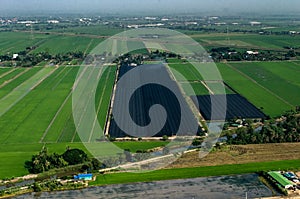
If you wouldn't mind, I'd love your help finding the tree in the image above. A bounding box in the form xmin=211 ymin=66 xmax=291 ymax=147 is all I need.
xmin=32 ymin=182 xmax=42 ymax=192
xmin=62 ymin=149 xmax=88 ymax=165
xmin=124 ymin=149 xmax=132 ymax=162
xmin=91 ymin=158 xmax=103 ymax=170
xmin=162 ymin=135 xmax=169 ymax=141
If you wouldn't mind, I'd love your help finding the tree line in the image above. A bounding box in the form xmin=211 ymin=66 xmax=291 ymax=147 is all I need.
xmin=24 ymin=147 xmax=103 ymax=174
xmin=210 ymin=47 xmax=299 ymax=62
xmin=225 ymin=110 xmax=300 ymax=145
xmin=0 ymin=50 xmax=84 ymax=67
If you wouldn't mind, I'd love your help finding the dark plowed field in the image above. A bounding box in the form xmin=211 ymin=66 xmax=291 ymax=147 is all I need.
xmin=109 ymin=64 xmax=200 ymax=137
xmin=191 ymin=94 xmax=266 ymax=120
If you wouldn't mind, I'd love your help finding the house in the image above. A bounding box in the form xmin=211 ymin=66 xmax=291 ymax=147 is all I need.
xmin=13 ymin=54 xmax=19 ymax=59
xmin=246 ymin=51 xmax=259 ymax=55
xmin=74 ymin=174 xmax=93 ymax=181
xmin=250 ymin=21 xmax=261 ymax=26
xmin=47 ymin=20 xmax=59 ymax=24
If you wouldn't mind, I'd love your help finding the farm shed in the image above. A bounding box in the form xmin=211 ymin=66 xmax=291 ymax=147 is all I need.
xmin=268 ymin=171 xmax=295 ymax=189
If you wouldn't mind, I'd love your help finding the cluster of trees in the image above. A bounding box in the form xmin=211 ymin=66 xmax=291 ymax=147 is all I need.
xmin=226 ymin=111 xmax=300 ymax=145
xmin=24 ymin=147 xmax=102 ymax=174
xmin=113 ymin=50 xmax=180 ymax=66
xmin=210 ymin=47 xmax=298 ymax=62
xmin=0 ymin=50 xmax=84 ymax=67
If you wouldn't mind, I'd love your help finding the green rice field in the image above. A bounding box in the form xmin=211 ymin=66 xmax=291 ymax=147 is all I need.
xmin=167 ymin=59 xmax=298 ymax=117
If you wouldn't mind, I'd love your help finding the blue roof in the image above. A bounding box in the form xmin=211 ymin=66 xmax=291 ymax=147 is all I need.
xmin=77 ymin=174 xmax=92 ymax=177
xmin=74 ymin=174 xmax=93 ymax=180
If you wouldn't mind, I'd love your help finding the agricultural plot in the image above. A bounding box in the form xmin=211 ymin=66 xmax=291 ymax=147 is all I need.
xmin=0 ymin=67 xmax=78 ymax=144
xmin=0 ymin=67 xmax=42 ymax=99
xmin=49 ymin=25 xmax=124 ymax=36
xmin=0 ymin=65 xmax=119 ymax=178
xmin=0 ymin=68 xmax=27 ymax=86
xmin=181 ymin=82 xmax=209 ymax=96
xmin=166 ymin=60 xmax=234 ymax=96
xmin=217 ymin=63 xmax=293 ymax=117
xmin=192 ymin=33 xmax=300 ymax=50
xmin=109 ymin=64 xmax=200 ymax=137
xmin=0 ymin=31 xmax=106 ymax=55
xmin=205 ymin=81 xmax=234 ymax=95
xmin=41 ymin=65 xmax=116 ymax=143
xmin=31 ymin=35 xmax=104 ymax=54
xmin=162 ymin=43 xmax=200 ymax=55
xmin=170 ymin=61 xmax=296 ymax=117
xmin=229 ymin=62 xmax=300 ymax=106
xmin=143 ymin=41 xmax=165 ymax=51
xmin=126 ymin=41 xmax=148 ymax=54
xmin=0 ymin=67 xmax=13 ymax=76
xmin=191 ymin=94 xmax=266 ymax=120
xmin=0 ymin=67 xmax=55 ymax=118
xmin=168 ymin=62 xmax=203 ymax=82
xmin=0 ymin=32 xmax=52 ymax=54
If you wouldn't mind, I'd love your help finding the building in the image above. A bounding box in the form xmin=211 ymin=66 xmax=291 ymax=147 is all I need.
xmin=250 ymin=21 xmax=261 ymax=26
xmin=74 ymin=174 xmax=93 ymax=181
xmin=268 ymin=171 xmax=295 ymax=189
xmin=246 ymin=51 xmax=259 ymax=55
xmin=47 ymin=20 xmax=59 ymax=24
xmin=13 ymin=54 xmax=19 ymax=59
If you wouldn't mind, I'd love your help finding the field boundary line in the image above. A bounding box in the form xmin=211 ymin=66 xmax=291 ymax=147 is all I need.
xmin=70 ymin=127 xmax=77 ymax=143
xmin=57 ymin=67 xmax=97 ymax=143
xmin=0 ymin=67 xmax=57 ymax=118
xmin=57 ymin=112 xmax=74 ymax=143
xmin=88 ymin=66 xmax=110 ymax=142
xmin=200 ymin=81 xmax=214 ymax=95
xmin=63 ymin=66 xmax=98 ymax=143
xmin=30 ymin=67 xmax=58 ymax=90
xmin=0 ymin=68 xmax=17 ymax=79
xmin=84 ymin=38 xmax=94 ymax=55
xmin=165 ymin=63 xmax=204 ymax=127
xmin=40 ymin=90 xmax=72 ymax=143
xmin=225 ymin=63 xmax=294 ymax=107
xmin=74 ymin=67 xmax=100 ymax=142
xmin=0 ymin=68 xmax=30 ymax=89
xmin=51 ymin=67 xmax=73 ymax=90
xmin=104 ymin=66 xmax=118 ymax=136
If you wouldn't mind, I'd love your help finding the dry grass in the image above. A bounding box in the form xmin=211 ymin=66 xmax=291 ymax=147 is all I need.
xmin=167 ymin=143 xmax=300 ymax=169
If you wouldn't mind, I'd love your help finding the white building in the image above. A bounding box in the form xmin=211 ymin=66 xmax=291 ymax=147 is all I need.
xmin=47 ymin=20 xmax=59 ymax=24
xmin=246 ymin=51 xmax=259 ymax=55
xmin=13 ymin=54 xmax=19 ymax=59
xmin=250 ymin=21 xmax=261 ymax=26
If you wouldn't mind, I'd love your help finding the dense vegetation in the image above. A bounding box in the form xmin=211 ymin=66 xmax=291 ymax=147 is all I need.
xmin=25 ymin=147 xmax=87 ymax=173
xmin=0 ymin=50 xmax=84 ymax=67
xmin=24 ymin=147 xmax=100 ymax=174
xmin=226 ymin=111 xmax=300 ymax=144
xmin=210 ymin=47 xmax=299 ymax=62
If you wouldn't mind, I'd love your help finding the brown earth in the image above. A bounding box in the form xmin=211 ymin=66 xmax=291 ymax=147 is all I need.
xmin=167 ymin=143 xmax=300 ymax=169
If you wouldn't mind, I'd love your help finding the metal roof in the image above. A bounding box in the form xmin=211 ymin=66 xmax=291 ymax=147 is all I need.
xmin=268 ymin=172 xmax=294 ymax=188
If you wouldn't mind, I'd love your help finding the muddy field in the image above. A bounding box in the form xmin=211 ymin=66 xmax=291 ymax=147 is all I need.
xmin=16 ymin=174 xmax=277 ymax=199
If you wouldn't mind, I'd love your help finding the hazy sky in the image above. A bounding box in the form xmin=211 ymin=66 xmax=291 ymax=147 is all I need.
xmin=1 ymin=0 xmax=300 ymax=15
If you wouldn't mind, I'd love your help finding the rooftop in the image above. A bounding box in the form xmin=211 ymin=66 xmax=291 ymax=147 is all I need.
xmin=268 ymin=172 xmax=294 ymax=188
